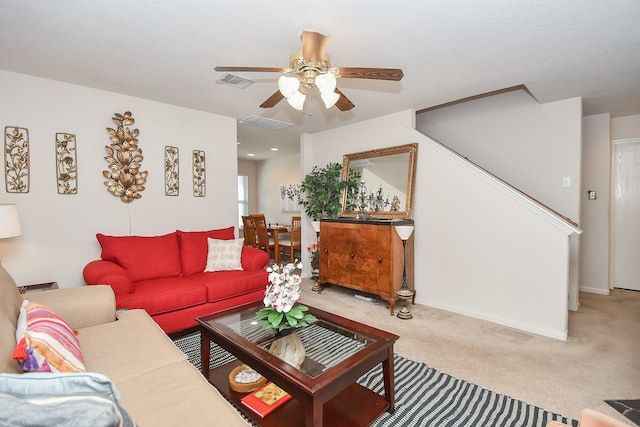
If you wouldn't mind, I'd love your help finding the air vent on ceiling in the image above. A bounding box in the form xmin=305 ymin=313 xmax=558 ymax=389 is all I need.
xmin=218 ymin=73 xmax=254 ymax=89
xmin=238 ymin=115 xmax=294 ymax=130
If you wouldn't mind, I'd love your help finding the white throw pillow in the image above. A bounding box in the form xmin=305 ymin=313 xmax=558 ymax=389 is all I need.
xmin=204 ymin=238 xmax=244 ymax=272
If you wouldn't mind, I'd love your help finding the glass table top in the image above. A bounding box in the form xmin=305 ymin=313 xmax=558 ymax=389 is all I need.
xmin=203 ymin=305 xmax=375 ymax=378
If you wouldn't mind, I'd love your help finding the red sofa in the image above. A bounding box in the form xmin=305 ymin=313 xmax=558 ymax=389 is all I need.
xmin=83 ymin=227 xmax=269 ymax=334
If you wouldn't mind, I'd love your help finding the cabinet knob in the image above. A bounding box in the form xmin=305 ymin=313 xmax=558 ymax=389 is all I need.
xmin=324 ymin=249 xmax=328 ymax=254
xmin=351 ymin=253 xmax=355 ymax=259
xmin=378 ymin=258 xmax=382 ymax=263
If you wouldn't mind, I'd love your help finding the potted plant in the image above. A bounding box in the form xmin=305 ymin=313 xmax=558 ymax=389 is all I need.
xmin=299 ymin=162 xmax=360 ymax=221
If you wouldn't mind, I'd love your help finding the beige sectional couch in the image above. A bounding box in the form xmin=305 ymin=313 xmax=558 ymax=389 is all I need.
xmin=0 ymin=264 xmax=250 ymax=426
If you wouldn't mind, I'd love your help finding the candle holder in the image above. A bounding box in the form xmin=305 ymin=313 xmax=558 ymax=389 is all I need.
xmin=394 ymin=225 xmax=414 ymax=320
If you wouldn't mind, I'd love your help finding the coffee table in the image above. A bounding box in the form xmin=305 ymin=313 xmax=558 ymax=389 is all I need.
xmin=197 ymin=302 xmax=399 ymax=427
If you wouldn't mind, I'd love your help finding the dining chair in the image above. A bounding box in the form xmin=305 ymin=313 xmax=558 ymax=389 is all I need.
xmin=250 ymin=214 xmax=275 ymax=259
xmin=241 ymin=215 xmax=256 ymax=247
xmin=278 ymin=216 xmax=302 ymax=264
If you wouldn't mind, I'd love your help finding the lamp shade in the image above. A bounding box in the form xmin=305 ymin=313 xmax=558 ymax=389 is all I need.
xmin=311 ymin=220 xmax=321 ymax=233
xmin=278 ymin=76 xmax=300 ymax=97
xmin=314 ymin=73 xmax=337 ymax=94
xmin=0 ymin=204 xmax=22 ymax=239
xmin=321 ymin=91 xmax=340 ymax=109
xmin=394 ymin=225 xmax=414 ymax=241
xmin=286 ymin=90 xmax=306 ymax=110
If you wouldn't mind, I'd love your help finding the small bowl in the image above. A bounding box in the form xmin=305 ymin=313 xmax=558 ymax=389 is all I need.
xmin=229 ymin=364 xmax=267 ymax=393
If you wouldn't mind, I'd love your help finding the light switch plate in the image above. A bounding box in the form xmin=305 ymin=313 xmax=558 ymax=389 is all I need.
xmin=562 ymin=176 xmax=571 ymax=187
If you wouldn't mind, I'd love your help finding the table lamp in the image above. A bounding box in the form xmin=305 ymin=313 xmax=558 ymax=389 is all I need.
xmin=0 ymin=204 xmax=22 ymax=240
xmin=394 ymin=225 xmax=414 ymax=319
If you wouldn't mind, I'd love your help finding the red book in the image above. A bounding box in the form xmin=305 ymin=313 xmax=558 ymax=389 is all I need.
xmin=240 ymin=382 xmax=292 ymax=418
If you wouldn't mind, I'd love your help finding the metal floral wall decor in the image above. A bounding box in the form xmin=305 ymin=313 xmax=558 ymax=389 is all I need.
xmin=56 ymin=132 xmax=78 ymax=194
xmin=103 ymin=111 xmax=148 ymax=203
xmin=192 ymin=150 xmax=205 ymax=197
xmin=4 ymin=126 xmax=30 ymax=193
xmin=164 ymin=146 xmax=179 ymax=196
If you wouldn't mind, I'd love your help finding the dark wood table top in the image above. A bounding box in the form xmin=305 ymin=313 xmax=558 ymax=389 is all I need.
xmin=198 ymin=302 xmax=398 ymax=427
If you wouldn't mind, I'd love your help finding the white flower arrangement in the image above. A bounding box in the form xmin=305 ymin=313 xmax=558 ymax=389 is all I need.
xmin=257 ymin=261 xmax=317 ymax=332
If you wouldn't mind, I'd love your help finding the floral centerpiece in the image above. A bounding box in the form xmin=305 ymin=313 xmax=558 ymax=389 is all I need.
xmin=257 ymin=261 xmax=317 ymax=332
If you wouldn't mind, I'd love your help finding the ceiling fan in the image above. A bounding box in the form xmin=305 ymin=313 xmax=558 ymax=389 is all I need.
xmin=214 ymin=31 xmax=404 ymax=112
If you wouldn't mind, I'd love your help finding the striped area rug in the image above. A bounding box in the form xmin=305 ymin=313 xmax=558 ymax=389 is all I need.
xmin=173 ymin=332 xmax=577 ymax=427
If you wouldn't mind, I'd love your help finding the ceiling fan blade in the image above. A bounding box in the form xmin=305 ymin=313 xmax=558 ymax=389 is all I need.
xmin=338 ymin=67 xmax=404 ymax=81
xmin=214 ymin=66 xmax=286 ymax=73
xmin=301 ymin=31 xmax=329 ymax=62
xmin=334 ymin=88 xmax=355 ymax=111
xmin=259 ymin=90 xmax=285 ymax=108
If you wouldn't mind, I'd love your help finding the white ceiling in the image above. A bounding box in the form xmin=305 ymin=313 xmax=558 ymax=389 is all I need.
xmin=1 ymin=0 xmax=638 ymax=161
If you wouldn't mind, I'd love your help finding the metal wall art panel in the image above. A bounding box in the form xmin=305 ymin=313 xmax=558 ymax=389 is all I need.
xmin=192 ymin=150 xmax=205 ymax=197
xmin=164 ymin=146 xmax=179 ymax=196
xmin=4 ymin=126 xmax=30 ymax=193
xmin=56 ymin=132 xmax=78 ymax=194
xmin=103 ymin=111 xmax=148 ymax=203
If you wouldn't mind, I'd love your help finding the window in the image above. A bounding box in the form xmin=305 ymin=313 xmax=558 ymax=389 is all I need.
xmin=238 ymin=175 xmax=249 ymax=229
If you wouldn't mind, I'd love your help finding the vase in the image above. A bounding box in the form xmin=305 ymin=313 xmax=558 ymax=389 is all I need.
xmin=310 ymin=253 xmax=319 ymax=271
xmin=269 ymin=329 xmax=306 ymax=369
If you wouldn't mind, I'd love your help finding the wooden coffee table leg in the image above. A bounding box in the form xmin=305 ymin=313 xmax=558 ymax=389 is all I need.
xmin=200 ymin=330 xmax=211 ymax=378
xmin=382 ymin=346 xmax=395 ymax=413
xmin=304 ymin=398 xmax=323 ymax=427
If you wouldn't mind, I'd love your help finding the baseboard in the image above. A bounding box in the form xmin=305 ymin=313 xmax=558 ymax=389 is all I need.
xmin=579 ymin=287 xmax=610 ymax=295
xmin=425 ymin=301 xmax=568 ymax=341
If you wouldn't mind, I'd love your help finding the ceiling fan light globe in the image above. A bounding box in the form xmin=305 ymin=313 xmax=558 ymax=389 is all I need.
xmin=315 ymin=73 xmax=337 ymax=93
xmin=278 ymin=76 xmax=300 ymax=97
xmin=287 ymin=90 xmax=306 ymax=110
xmin=321 ymin=91 xmax=340 ymax=109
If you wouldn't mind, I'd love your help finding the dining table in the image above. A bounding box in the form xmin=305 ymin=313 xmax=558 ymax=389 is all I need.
xmin=267 ymin=225 xmax=290 ymax=264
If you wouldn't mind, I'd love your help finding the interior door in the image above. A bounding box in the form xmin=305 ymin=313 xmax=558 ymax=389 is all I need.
xmin=611 ymin=139 xmax=640 ymax=291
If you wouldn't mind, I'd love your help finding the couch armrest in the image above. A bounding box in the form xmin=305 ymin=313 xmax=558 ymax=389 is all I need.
xmin=240 ymin=246 xmax=269 ymax=271
xmin=23 ymin=285 xmax=116 ymax=329
xmin=83 ymin=260 xmax=134 ymax=295
xmin=578 ymin=408 xmax=631 ymax=427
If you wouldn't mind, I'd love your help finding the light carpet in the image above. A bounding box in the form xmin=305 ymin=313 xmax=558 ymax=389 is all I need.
xmin=173 ymin=331 xmax=578 ymax=427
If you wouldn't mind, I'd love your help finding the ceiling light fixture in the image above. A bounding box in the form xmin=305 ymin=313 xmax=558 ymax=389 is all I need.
xmin=277 ymin=60 xmax=340 ymax=110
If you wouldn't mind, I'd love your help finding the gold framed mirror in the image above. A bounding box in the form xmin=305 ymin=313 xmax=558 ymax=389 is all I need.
xmin=340 ymin=143 xmax=418 ymax=219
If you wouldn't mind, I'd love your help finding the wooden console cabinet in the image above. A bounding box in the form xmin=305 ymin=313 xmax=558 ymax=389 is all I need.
xmin=318 ymin=218 xmax=414 ymax=315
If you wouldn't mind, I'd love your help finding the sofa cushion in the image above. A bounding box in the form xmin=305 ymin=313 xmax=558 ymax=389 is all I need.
xmin=0 ymin=371 xmax=121 ymax=402
xmin=0 ymin=372 xmax=135 ymax=427
xmin=177 ymin=227 xmax=235 ymax=276
xmin=14 ymin=300 xmax=85 ymax=373
xmin=97 ymin=232 xmax=182 ymax=282
xmin=116 ymin=361 xmax=249 ymax=427
xmin=204 ymin=238 xmax=244 ymax=272
xmin=115 ymin=277 xmax=208 ymax=316
xmin=187 ymin=270 xmax=269 ymax=304
xmin=76 ymin=309 xmax=186 ymax=383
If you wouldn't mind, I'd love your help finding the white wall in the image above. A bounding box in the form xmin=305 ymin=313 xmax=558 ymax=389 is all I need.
xmin=256 ymin=152 xmax=302 ymax=225
xmin=0 ymin=71 xmax=238 ymax=287
xmin=612 ymin=114 xmax=640 ymax=140
xmin=415 ymin=129 xmax=575 ymax=339
xmin=580 ymin=114 xmax=611 ymax=295
xmin=416 ymin=91 xmax=583 ymax=309
xmin=303 ymin=108 xmax=577 ymax=339
xmin=416 ymin=90 xmax=582 ymax=222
